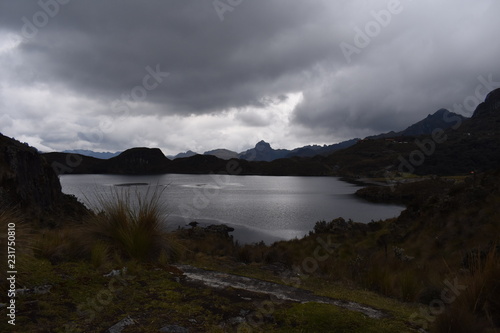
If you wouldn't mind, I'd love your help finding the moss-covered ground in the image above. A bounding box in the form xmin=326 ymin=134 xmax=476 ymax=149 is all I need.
xmin=0 ymin=254 xmax=421 ymax=333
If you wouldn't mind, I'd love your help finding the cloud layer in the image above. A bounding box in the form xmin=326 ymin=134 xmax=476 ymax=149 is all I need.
xmin=0 ymin=0 xmax=499 ymax=154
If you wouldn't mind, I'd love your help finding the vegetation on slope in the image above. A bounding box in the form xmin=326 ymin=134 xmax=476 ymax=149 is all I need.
xmin=2 ymin=168 xmax=499 ymax=332
xmin=0 ymin=188 xmax=416 ymax=333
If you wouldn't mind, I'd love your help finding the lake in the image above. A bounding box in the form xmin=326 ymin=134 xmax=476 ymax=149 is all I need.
xmin=60 ymin=174 xmax=404 ymax=244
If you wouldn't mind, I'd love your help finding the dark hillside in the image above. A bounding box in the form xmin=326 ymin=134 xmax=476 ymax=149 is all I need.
xmin=169 ymin=154 xmax=233 ymax=174
xmin=44 ymin=148 xmax=172 ymax=175
xmin=105 ymin=147 xmax=172 ymax=174
xmin=327 ymin=89 xmax=500 ymax=177
xmin=416 ymin=88 xmax=500 ymax=175
xmin=367 ymin=109 xmax=466 ymax=139
xmin=43 ymin=152 xmax=104 ymax=174
xmin=325 ymin=138 xmax=418 ymax=177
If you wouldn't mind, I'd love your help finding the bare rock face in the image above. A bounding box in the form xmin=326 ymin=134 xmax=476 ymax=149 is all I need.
xmin=0 ymin=133 xmax=87 ymax=224
xmin=0 ymin=133 xmax=63 ymax=211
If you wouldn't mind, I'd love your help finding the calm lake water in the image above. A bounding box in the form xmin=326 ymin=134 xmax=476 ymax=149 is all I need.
xmin=60 ymin=174 xmax=404 ymax=244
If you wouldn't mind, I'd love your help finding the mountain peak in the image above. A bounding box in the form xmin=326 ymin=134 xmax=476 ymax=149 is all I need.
xmin=432 ymin=108 xmax=450 ymax=117
xmin=367 ymin=109 xmax=465 ymax=139
xmin=485 ymin=88 xmax=500 ymax=104
xmin=255 ymin=140 xmax=272 ymax=150
xmin=171 ymin=150 xmax=198 ymax=159
xmin=472 ymin=88 xmax=500 ymax=119
xmin=238 ymin=140 xmax=286 ymax=162
xmin=425 ymin=109 xmax=450 ymax=120
xmin=203 ymin=148 xmax=239 ymax=160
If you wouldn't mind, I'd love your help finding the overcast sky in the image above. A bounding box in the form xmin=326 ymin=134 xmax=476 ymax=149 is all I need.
xmin=0 ymin=0 xmax=499 ymax=155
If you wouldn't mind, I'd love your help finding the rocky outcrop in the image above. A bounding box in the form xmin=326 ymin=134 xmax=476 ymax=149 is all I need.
xmin=0 ymin=133 xmax=88 ymax=224
xmin=0 ymin=133 xmax=62 ymax=211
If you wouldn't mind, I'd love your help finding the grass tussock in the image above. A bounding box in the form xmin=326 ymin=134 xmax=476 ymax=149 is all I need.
xmin=83 ymin=186 xmax=178 ymax=263
xmin=28 ymin=186 xmax=181 ymax=267
xmin=89 ymin=240 xmax=110 ymax=268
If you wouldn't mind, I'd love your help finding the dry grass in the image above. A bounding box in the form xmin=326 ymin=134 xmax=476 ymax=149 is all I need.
xmin=27 ymin=186 xmax=181 ymax=267
xmin=82 ymin=186 xmax=178 ymax=263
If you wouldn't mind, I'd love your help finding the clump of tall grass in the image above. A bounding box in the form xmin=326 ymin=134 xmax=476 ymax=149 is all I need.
xmin=398 ymin=269 xmax=422 ymax=302
xmin=90 ymin=240 xmax=110 ymax=268
xmin=83 ymin=186 xmax=178 ymax=263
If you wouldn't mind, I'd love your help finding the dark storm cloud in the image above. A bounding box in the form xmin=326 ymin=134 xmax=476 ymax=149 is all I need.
xmin=0 ymin=0 xmax=499 ymax=152
xmin=0 ymin=0 xmax=344 ymax=115
xmin=289 ymin=0 xmax=500 ymax=137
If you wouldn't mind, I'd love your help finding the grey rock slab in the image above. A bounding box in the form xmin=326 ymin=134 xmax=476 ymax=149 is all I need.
xmin=175 ymin=265 xmax=387 ymax=319
xmin=107 ymin=316 xmax=135 ymax=333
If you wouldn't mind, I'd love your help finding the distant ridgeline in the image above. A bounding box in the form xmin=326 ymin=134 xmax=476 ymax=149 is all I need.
xmin=0 ymin=134 xmax=88 ymax=225
xmin=167 ymin=139 xmax=360 ymax=161
xmin=63 ymin=149 xmax=120 ymax=159
xmin=41 ymin=88 xmax=500 ymax=177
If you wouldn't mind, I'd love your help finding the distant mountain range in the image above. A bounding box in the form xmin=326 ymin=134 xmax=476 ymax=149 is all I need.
xmin=203 ymin=149 xmax=240 ymax=160
xmin=167 ymin=150 xmax=198 ymax=159
xmin=63 ymin=149 xmax=121 ymax=159
xmin=68 ymin=108 xmax=464 ymax=163
xmin=146 ymin=108 xmax=469 ymax=163
xmin=167 ymin=149 xmax=240 ymax=160
xmin=168 ymin=139 xmax=360 ymax=162
xmin=41 ymin=89 xmax=500 ymax=177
